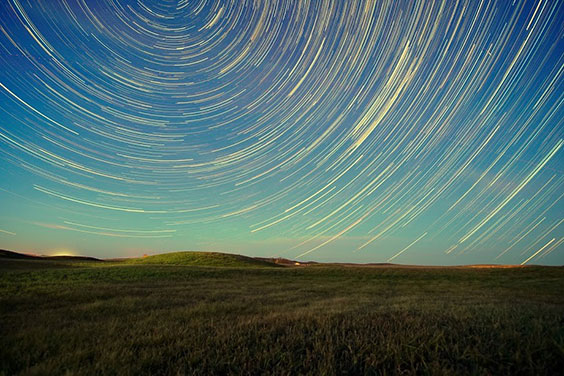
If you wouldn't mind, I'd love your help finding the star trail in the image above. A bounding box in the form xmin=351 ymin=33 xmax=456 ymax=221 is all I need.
xmin=0 ymin=0 xmax=562 ymax=265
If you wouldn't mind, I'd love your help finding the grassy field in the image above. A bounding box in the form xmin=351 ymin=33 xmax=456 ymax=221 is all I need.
xmin=1 ymin=252 xmax=563 ymax=375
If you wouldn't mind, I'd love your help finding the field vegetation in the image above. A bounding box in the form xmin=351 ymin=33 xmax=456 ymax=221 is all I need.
xmin=1 ymin=251 xmax=563 ymax=375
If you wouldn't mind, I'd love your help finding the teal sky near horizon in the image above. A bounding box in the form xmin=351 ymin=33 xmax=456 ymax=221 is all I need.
xmin=0 ymin=0 xmax=562 ymax=265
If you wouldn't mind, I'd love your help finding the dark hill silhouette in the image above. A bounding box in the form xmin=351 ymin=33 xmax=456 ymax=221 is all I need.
xmin=0 ymin=249 xmax=41 ymax=259
xmin=0 ymin=249 xmax=102 ymax=262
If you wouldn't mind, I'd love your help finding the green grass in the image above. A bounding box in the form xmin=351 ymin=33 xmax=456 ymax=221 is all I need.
xmin=122 ymin=251 xmax=279 ymax=268
xmin=1 ymin=256 xmax=563 ymax=375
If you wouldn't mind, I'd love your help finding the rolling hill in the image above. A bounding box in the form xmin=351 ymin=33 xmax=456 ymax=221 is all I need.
xmin=123 ymin=251 xmax=280 ymax=268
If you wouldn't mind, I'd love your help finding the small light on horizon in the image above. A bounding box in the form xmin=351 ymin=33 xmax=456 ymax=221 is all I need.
xmin=48 ymin=249 xmax=76 ymax=257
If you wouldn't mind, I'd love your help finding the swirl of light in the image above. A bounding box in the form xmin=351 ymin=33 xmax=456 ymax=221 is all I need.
xmin=0 ymin=0 xmax=562 ymax=264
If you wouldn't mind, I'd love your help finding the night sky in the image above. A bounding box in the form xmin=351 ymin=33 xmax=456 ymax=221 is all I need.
xmin=0 ymin=0 xmax=562 ymax=265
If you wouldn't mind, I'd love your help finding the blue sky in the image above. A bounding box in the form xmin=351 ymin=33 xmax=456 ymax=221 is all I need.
xmin=0 ymin=0 xmax=562 ymax=265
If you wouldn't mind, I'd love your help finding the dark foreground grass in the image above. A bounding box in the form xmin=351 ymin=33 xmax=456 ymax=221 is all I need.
xmin=1 ymin=259 xmax=563 ymax=375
